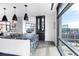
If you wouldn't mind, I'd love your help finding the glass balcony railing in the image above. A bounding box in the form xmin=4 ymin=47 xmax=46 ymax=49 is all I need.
xmin=57 ymin=38 xmax=79 ymax=56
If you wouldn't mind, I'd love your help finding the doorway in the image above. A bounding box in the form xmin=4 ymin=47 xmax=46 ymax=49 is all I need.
xmin=36 ymin=16 xmax=45 ymax=41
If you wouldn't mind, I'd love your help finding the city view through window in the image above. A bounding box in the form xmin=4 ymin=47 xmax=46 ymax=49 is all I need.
xmin=61 ymin=3 xmax=79 ymax=56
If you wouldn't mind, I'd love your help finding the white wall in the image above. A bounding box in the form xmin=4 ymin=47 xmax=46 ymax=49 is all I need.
xmin=45 ymin=12 xmax=57 ymax=41
xmin=16 ymin=17 xmax=23 ymax=33
xmin=53 ymin=10 xmax=57 ymax=45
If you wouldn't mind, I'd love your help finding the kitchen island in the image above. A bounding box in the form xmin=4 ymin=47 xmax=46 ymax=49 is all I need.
xmin=0 ymin=38 xmax=30 ymax=56
xmin=0 ymin=34 xmax=39 ymax=56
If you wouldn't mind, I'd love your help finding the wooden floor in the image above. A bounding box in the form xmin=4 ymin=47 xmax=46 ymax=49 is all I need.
xmin=31 ymin=41 xmax=60 ymax=56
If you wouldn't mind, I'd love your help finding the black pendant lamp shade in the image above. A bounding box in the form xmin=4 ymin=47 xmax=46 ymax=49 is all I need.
xmin=12 ymin=14 xmax=17 ymax=21
xmin=12 ymin=6 xmax=17 ymax=21
xmin=24 ymin=5 xmax=28 ymax=20
xmin=24 ymin=13 xmax=28 ymax=20
xmin=2 ymin=8 xmax=8 ymax=21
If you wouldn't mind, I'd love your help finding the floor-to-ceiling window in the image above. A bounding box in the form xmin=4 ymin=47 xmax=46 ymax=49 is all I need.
xmin=57 ymin=3 xmax=79 ymax=56
xmin=61 ymin=3 xmax=79 ymax=56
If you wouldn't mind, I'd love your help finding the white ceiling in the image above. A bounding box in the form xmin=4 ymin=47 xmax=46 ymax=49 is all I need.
xmin=0 ymin=3 xmax=58 ymax=20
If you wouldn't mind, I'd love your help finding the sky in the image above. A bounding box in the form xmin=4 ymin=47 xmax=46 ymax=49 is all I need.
xmin=62 ymin=3 xmax=79 ymax=28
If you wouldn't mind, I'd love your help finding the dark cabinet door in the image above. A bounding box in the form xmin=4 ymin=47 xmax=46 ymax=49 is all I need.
xmin=36 ymin=16 xmax=45 ymax=41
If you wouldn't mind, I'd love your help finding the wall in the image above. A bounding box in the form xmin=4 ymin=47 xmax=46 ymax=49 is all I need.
xmin=16 ymin=17 xmax=23 ymax=33
xmin=45 ymin=12 xmax=57 ymax=41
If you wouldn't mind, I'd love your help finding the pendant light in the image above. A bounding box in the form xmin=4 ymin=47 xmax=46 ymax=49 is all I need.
xmin=24 ymin=5 xmax=28 ymax=20
xmin=12 ymin=6 xmax=17 ymax=21
xmin=2 ymin=8 xmax=8 ymax=21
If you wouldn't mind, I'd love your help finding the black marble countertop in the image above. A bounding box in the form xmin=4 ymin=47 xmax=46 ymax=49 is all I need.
xmin=0 ymin=34 xmax=38 ymax=42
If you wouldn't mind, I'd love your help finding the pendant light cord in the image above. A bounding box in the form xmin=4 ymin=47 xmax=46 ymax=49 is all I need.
xmin=25 ymin=5 xmax=27 ymax=13
xmin=13 ymin=6 xmax=16 ymax=14
xmin=3 ymin=8 xmax=6 ymax=15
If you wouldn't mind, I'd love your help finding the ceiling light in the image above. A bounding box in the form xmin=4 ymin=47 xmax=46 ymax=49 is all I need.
xmin=2 ymin=8 xmax=8 ymax=21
